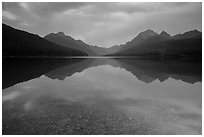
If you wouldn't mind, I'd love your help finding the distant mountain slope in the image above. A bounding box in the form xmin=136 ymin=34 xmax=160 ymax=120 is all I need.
xmin=106 ymin=45 xmax=121 ymax=54
xmin=173 ymin=30 xmax=202 ymax=39
xmin=111 ymin=38 xmax=202 ymax=60
xmin=44 ymin=32 xmax=122 ymax=56
xmin=132 ymin=29 xmax=159 ymax=42
xmin=118 ymin=29 xmax=167 ymax=52
xmin=124 ymin=29 xmax=159 ymax=47
xmin=89 ymin=45 xmax=121 ymax=55
xmin=89 ymin=45 xmax=108 ymax=55
xmin=109 ymin=29 xmax=202 ymax=60
xmin=2 ymin=24 xmax=87 ymax=57
xmin=44 ymin=32 xmax=97 ymax=56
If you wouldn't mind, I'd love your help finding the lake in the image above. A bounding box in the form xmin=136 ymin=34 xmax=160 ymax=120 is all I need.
xmin=2 ymin=57 xmax=202 ymax=135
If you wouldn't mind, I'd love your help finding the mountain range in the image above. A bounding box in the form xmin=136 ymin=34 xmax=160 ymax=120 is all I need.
xmin=44 ymin=32 xmax=120 ymax=56
xmin=111 ymin=29 xmax=201 ymax=60
xmin=3 ymin=23 xmax=202 ymax=60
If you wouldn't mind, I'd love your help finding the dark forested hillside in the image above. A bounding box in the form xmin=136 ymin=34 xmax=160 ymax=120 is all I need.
xmin=2 ymin=24 xmax=87 ymax=57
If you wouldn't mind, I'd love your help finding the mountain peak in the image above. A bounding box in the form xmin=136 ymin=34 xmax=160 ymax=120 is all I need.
xmin=185 ymin=29 xmax=201 ymax=35
xmin=160 ymin=31 xmax=168 ymax=35
xmin=137 ymin=29 xmax=158 ymax=40
xmin=160 ymin=31 xmax=171 ymax=38
xmin=56 ymin=32 xmax=65 ymax=36
xmin=126 ymin=29 xmax=159 ymax=46
xmin=144 ymin=29 xmax=155 ymax=33
xmin=189 ymin=29 xmax=200 ymax=33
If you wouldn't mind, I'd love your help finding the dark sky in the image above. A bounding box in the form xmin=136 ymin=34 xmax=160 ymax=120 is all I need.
xmin=2 ymin=2 xmax=202 ymax=47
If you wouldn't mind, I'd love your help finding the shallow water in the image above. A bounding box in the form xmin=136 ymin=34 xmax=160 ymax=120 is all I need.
xmin=2 ymin=58 xmax=202 ymax=135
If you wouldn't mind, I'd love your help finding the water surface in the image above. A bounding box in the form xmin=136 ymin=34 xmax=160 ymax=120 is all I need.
xmin=2 ymin=58 xmax=202 ymax=135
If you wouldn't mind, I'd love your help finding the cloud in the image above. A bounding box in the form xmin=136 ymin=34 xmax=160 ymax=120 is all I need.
xmin=2 ymin=2 xmax=202 ymax=47
xmin=2 ymin=11 xmax=17 ymax=20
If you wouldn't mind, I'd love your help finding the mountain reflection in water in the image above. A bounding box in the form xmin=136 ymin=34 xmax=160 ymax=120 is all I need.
xmin=2 ymin=58 xmax=202 ymax=135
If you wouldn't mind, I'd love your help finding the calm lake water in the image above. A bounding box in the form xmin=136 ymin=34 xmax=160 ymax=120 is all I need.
xmin=2 ymin=58 xmax=202 ymax=135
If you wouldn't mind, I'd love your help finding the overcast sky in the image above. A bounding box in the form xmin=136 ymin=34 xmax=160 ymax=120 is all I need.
xmin=2 ymin=2 xmax=202 ymax=47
